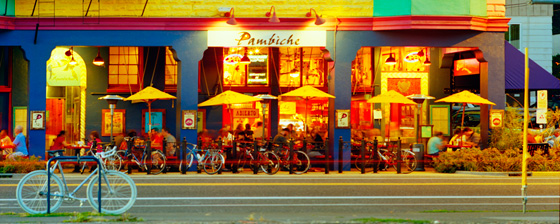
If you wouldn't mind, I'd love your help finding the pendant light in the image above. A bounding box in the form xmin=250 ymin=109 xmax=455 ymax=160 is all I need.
xmin=423 ymin=48 xmax=431 ymax=65
xmin=385 ymin=47 xmax=397 ymax=65
xmin=68 ymin=47 xmax=77 ymax=65
xmin=239 ymin=48 xmax=251 ymax=64
xmin=93 ymin=47 xmax=105 ymax=66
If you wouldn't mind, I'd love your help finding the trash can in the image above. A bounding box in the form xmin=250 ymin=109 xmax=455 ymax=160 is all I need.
xmin=412 ymin=143 xmax=425 ymax=171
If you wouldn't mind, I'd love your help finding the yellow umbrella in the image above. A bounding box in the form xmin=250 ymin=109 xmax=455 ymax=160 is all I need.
xmin=280 ymin=86 xmax=335 ymax=132
xmin=198 ymin=90 xmax=263 ymax=130
xmin=124 ymin=86 xmax=176 ymax=131
xmin=198 ymin=90 xmax=262 ymax=107
xmin=366 ymin=90 xmax=417 ymax=105
xmin=435 ymin=90 xmax=496 ymax=130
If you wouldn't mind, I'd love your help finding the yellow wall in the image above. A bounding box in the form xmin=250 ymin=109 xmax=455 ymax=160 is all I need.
xmin=15 ymin=0 xmax=373 ymax=18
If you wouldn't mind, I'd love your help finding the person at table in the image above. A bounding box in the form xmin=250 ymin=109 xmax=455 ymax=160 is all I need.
xmin=8 ymin=125 xmax=27 ymax=160
xmin=219 ymin=128 xmax=233 ymax=145
xmin=273 ymin=128 xmax=290 ymax=146
xmin=233 ymin=124 xmax=244 ymax=138
xmin=51 ymin=130 xmax=69 ymax=151
xmin=286 ymin=123 xmax=297 ymax=139
xmin=87 ymin=131 xmax=102 ymax=152
xmin=149 ymin=128 xmax=163 ymax=149
xmin=0 ymin=129 xmax=13 ymax=157
xmin=161 ymin=127 xmax=176 ymax=156
xmin=253 ymin=121 xmax=264 ymax=140
xmin=447 ymin=128 xmax=463 ymax=151
xmin=461 ymin=127 xmax=480 ymax=148
xmin=243 ymin=123 xmax=254 ymax=141
xmin=427 ymin=131 xmax=446 ymax=156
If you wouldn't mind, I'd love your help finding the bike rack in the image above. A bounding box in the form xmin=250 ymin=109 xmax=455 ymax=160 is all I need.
xmin=46 ymin=155 xmax=102 ymax=214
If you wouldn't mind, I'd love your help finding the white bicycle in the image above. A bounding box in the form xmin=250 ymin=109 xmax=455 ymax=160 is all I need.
xmin=16 ymin=146 xmax=136 ymax=214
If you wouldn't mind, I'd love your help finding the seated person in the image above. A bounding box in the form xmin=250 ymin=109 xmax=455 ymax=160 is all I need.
xmin=161 ymin=127 xmax=176 ymax=156
xmin=243 ymin=123 xmax=254 ymax=141
xmin=219 ymin=128 xmax=233 ymax=145
xmin=51 ymin=130 xmax=69 ymax=151
xmin=427 ymin=131 xmax=446 ymax=156
xmin=273 ymin=128 xmax=290 ymax=146
xmin=0 ymin=129 xmax=13 ymax=157
xmin=8 ymin=126 xmax=27 ymax=160
xmin=150 ymin=128 xmax=163 ymax=149
xmin=447 ymin=128 xmax=462 ymax=151
xmin=461 ymin=127 xmax=480 ymax=148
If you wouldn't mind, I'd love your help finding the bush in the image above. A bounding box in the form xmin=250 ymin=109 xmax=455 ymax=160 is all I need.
xmin=0 ymin=156 xmax=45 ymax=173
xmin=433 ymin=147 xmax=559 ymax=173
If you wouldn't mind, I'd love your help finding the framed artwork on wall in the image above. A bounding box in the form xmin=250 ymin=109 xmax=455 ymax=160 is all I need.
xmin=30 ymin=111 xmax=46 ymax=130
xmin=101 ymin=109 xmax=125 ymax=137
xmin=142 ymin=109 xmax=166 ymax=134
xmin=421 ymin=125 xmax=434 ymax=139
xmin=335 ymin=109 xmax=350 ymax=129
xmin=429 ymin=104 xmax=451 ymax=136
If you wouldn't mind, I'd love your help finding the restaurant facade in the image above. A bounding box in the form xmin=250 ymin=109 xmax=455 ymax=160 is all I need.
xmin=0 ymin=0 xmax=511 ymax=170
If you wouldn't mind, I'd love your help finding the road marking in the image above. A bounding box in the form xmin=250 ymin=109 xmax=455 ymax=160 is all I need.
xmin=130 ymin=203 xmax=559 ymax=207
xmin=1 ymin=182 xmax=559 ymax=187
xmin=1 ymin=195 xmax=558 ymax=202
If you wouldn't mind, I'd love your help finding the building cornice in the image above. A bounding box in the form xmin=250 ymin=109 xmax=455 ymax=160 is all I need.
xmin=0 ymin=16 xmax=510 ymax=32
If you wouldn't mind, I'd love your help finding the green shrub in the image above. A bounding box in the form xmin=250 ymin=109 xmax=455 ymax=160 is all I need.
xmin=0 ymin=156 xmax=45 ymax=173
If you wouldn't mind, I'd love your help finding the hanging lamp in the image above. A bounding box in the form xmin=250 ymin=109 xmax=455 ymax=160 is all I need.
xmin=93 ymin=47 xmax=104 ymax=66
xmin=385 ymin=47 xmax=397 ymax=65
xmin=69 ymin=47 xmax=77 ymax=65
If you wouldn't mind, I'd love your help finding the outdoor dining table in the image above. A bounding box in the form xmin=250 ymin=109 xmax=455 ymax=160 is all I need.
xmin=444 ymin=144 xmax=472 ymax=152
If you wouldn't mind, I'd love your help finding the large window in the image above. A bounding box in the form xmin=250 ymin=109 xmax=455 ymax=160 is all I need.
xmin=279 ymin=47 xmax=325 ymax=88
xmin=505 ymin=24 xmax=520 ymax=49
xmin=223 ymin=47 xmax=268 ymax=87
xmin=108 ymin=47 xmax=141 ymax=90
xmin=165 ymin=47 xmax=178 ymax=90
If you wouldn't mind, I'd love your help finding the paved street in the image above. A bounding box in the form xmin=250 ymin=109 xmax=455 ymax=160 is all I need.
xmin=0 ymin=171 xmax=559 ymax=223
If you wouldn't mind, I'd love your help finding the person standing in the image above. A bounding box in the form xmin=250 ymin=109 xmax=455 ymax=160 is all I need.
xmin=253 ymin=122 xmax=264 ymax=140
xmin=8 ymin=125 xmax=27 ymax=160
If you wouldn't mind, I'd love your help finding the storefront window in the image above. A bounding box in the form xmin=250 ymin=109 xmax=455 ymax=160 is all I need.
xmin=164 ymin=47 xmax=177 ymax=89
xmin=108 ymin=47 xmax=141 ymax=90
xmin=381 ymin=47 xmax=430 ymax=73
xmin=223 ymin=47 xmax=268 ymax=87
xmin=352 ymin=47 xmax=373 ymax=92
xmin=279 ymin=47 xmax=325 ymax=88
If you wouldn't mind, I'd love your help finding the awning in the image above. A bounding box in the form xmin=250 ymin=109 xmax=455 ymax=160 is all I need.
xmin=505 ymin=41 xmax=560 ymax=90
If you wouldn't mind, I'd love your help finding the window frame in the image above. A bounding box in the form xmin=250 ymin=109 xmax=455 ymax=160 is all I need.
xmin=164 ymin=47 xmax=178 ymax=92
xmin=505 ymin=24 xmax=521 ymax=49
xmin=107 ymin=47 xmax=143 ymax=93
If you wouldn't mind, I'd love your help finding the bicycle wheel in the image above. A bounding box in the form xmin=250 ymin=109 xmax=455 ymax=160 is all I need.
xmin=391 ymin=150 xmax=417 ymax=174
xmin=104 ymin=154 xmax=122 ymax=171
xmin=260 ymin=151 xmax=280 ymax=175
xmin=289 ymin=151 xmax=310 ymax=174
xmin=87 ymin=170 xmax=137 ymax=215
xmin=116 ymin=150 xmax=127 ymax=171
xmin=354 ymin=156 xmax=375 ymax=172
xmin=143 ymin=150 xmax=166 ymax=175
xmin=179 ymin=152 xmax=194 ymax=173
xmin=16 ymin=170 xmax=64 ymax=214
xmin=202 ymin=152 xmax=224 ymax=175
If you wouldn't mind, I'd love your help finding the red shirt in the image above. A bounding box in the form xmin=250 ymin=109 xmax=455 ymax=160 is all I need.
xmin=51 ymin=136 xmax=66 ymax=150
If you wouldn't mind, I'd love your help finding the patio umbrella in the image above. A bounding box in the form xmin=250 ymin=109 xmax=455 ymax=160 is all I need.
xmin=435 ymin=90 xmax=496 ymax=130
xmin=366 ymin=90 xmax=417 ymax=105
xmin=198 ymin=90 xmax=263 ymax=130
xmin=124 ymin=86 xmax=176 ymax=132
xmin=280 ymin=86 xmax=335 ymax=133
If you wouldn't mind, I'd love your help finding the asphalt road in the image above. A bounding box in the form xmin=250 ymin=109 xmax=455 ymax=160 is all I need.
xmin=1 ymin=171 xmax=559 ymax=223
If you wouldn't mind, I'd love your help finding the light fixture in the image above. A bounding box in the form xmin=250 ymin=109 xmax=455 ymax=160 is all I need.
xmin=385 ymin=47 xmax=397 ymax=65
xmin=225 ymin=7 xmax=237 ymax=25
xmin=417 ymin=48 xmax=431 ymax=65
xmin=265 ymin=6 xmax=280 ymax=23
xmin=306 ymin=8 xmax=326 ymax=25
xmin=68 ymin=47 xmax=77 ymax=65
xmin=240 ymin=48 xmax=251 ymax=64
xmin=93 ymin=47 xmax=104 ymax=66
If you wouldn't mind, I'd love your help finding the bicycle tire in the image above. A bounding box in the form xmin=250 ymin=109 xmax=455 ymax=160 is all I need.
xmin=16 ymin=170 xmax=65 ymax=214
xmin=87 ymin=170 xmax=137 ymax=214
xmin=392 ymin=150 xmax=417 ymax=174
xmin=143 ymin=150 xmax=166 ymax=175
xmin=203 ymin=152 xmax=224 ymax=175
xmin=105 ymin=154 xmax=122 ymax=171
xmin=260 ymin=151 xmax=280 ymax=175
xmin=353 ymin=156 xmax=376 ymax=172
xmin=179 ymin=152 xmax=194 ymax=173
xmin=289 ymin=151 xmax=310 ymax=174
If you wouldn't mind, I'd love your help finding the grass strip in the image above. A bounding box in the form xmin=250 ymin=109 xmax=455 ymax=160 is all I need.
xmin=353 ymin=217 xmax=431 ymax=224
xmin=421 ymin=209 xmax=559 ymax=213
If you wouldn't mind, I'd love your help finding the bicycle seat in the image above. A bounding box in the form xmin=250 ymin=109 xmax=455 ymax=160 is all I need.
xmin=47 ymin=149 xmax=65 ymax=157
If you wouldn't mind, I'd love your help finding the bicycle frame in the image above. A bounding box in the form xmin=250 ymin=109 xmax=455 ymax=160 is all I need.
xmin=46 ymin=155 xmax=105 ymax=213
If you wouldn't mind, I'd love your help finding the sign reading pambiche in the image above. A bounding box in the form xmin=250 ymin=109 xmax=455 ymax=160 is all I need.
xmin=208 ymin=31 xmax=326 ymax=47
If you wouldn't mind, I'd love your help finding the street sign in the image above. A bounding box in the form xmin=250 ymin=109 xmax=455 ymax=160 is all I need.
xmin=537 ymin=90 xmax=547 ymax=109
xmin=536 ymin=109 xmax=547 ymax=124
